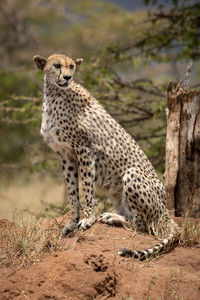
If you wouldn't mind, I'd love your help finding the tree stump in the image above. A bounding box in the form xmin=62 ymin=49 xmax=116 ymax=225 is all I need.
xmin=165 ymin=82 xmax=200 ymax=217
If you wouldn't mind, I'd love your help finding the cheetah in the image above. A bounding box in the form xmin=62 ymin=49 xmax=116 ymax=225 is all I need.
xmin=33 ymin=53 xmax=179 ymax=260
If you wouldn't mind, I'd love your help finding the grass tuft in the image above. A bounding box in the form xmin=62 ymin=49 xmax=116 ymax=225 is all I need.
xmin=179 ymin=217 xmax=200 ymax=247
xmin=0 ymin=211 xmax=65 ymax=272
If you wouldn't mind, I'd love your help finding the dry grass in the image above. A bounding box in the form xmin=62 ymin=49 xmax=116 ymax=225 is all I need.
xmin=179 ymin=217 xmax=200 ymax=247
xmin=147 ymin=213 xmax=200 ymax=248
xmin=0 ymin=211 xmax=65 ymax=272
xmin=163 ymin=271 xmax=182 ymax=300
xmin=147 ymin=212 xmax=171 ymax=239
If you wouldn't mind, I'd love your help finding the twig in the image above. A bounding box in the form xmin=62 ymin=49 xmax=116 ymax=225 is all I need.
xmin=184 ymin=60 xmax=193 ymax=91
xmin=1 ymin=118 xmax=38 ymax=124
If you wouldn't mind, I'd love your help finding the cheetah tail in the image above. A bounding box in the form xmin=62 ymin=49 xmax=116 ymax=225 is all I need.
xmin=118 ymin=222 xmax=180 ymax=261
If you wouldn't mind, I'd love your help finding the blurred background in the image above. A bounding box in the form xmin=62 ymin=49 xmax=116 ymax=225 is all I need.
xmin=0 ymin=0 xmax=200 ymax=220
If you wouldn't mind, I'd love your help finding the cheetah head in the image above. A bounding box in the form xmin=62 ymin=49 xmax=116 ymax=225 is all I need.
xmin=33 ymin=54 xmax=83 ymax=89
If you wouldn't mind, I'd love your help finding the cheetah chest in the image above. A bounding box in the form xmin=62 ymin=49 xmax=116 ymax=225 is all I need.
xmin=40 ymin=97 xmax=67 ymax=152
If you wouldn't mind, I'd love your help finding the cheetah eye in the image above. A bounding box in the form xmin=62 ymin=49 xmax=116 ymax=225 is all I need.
xmin=69 ymin=64 xmax=74 ymax=70
xmin=54 ymin=63 xmax=61 ymax=69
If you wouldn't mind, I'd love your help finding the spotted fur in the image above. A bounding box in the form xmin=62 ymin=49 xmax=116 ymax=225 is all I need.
xmin=33 ymin=54 xmax=179 ymax=260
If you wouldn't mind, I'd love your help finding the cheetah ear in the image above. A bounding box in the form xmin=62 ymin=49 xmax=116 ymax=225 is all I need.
xmin=33 ymin=55 xmax=47 ymax=71
xmin=74 ymin=58 xmax=83 ymax=68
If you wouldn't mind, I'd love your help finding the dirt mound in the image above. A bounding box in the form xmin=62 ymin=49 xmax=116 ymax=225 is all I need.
xmin=0 ymin=215 xmax=200 ymax=300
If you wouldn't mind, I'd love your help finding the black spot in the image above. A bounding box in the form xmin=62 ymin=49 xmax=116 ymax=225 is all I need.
xmin=139 ymin=252 xmax=146 ymax=261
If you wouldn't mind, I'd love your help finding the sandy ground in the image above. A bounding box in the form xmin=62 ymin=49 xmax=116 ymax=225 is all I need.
xmin=0 ymin=213 xmax=200 ymax=300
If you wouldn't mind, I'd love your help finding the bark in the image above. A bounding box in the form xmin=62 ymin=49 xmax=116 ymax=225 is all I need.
xmin=165 ymin=82 xmax=200 ymax=217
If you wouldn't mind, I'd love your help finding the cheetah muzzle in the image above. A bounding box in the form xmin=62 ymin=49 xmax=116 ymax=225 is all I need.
xmin=33 ymin=53 xmax=179 ymax=260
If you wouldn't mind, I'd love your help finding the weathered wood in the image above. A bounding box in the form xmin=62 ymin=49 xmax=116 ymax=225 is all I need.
xmin=193 ymin=104 xmax=200 ymax=216
xmin=165 ymin=82 xmax=182 ymax=214
xmin=165 ymin=81 xmax=200 ymax=217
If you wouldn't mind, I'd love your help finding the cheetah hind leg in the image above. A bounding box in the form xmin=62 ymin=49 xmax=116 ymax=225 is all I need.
xmin=99 ymin=212 xmax=126 ymax=227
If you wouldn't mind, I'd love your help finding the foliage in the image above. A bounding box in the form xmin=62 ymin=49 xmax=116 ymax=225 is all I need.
xmin=143 ymin=0 xmax=200 ymax=60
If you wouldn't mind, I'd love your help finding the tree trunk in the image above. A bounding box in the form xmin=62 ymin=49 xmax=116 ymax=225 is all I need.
xmin=165 ymin=82 xmax=200 ymax=217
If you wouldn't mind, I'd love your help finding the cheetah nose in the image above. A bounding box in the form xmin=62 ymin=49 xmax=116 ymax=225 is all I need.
xmin=64 ymin=75 xmax=72 ymax=81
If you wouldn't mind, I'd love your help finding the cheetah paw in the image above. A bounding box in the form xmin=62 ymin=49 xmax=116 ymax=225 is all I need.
xmin=78 ymin=215 xmax=96 ymax=230
xmin=98 ymin=212 xmax=125 ymax=226
xmin=62 ymin=222 xmax=78 ymax=236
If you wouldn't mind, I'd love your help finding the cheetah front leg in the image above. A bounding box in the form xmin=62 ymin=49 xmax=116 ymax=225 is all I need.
xmin=59 ymin=155 xmax=81 ymax=236
xmin=76 ymin=148 xmax=96 ymax=230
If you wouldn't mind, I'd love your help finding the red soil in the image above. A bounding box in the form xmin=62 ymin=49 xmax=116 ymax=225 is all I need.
xmin=0 ymin=216 xmax=200 ymax=300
